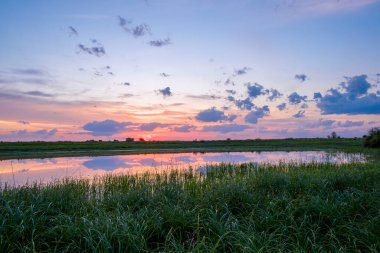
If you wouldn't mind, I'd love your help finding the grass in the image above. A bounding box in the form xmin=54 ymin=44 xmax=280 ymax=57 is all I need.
xmin=1 ymin=162 xmax=380 ymax=252
xmin=1 ymin=138 xmax=376 ymax=160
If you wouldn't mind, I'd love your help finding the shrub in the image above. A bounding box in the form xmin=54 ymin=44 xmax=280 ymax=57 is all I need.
xmin=328 ymin=131 xmax=339 ymax=139
xmin=363 ymin=127 xmax=380 ymax=148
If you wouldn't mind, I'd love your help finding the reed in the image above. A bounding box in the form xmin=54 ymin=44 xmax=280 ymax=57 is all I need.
xmin=1 ymin=162 xmax=379 ymax=252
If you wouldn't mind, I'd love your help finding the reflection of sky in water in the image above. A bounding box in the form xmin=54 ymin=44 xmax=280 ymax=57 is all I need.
xmin=175 ymin=155 xmax=197 ymax=163
xmin=0 ymin=151 xmax=366 ymax=186
xmin=203 ymin=154 xmax=251 ymax=163
xmin=82 ymin=157 xmax=134 ymax=171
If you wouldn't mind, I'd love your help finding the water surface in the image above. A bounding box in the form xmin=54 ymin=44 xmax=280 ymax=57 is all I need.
xmin=0 ymin=151 xmax=365 ymax=186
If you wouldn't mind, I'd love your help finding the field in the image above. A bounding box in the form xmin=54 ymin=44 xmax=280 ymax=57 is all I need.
xmin=1 ymin=138 xmax=379 ymax=251
xmin=0 ymin=138 xmax=373 ymax=160
xmin=1 ymin=162 xmax=380 ymax=252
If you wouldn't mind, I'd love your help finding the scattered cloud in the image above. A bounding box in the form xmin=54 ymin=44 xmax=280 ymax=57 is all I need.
xmin=225 ymin=89 xmax=236 ymax=95
xmin=82 ymin=120 xmax=131 ymax=136
xmin=157 ymin=87 xmax=172 ymax=98
xmin=118 ymin=16 xmax=132 ymax=32
xmin=295 ymin=74 xmax=307 ymax=82
xmin=0 ymin=77 xmax=48 ymax=85
xmin=202 ymin=124 xmax=250 ymax=133
xmin=247 ymin=83 xmax=268 ymax=98
xmin=228 ymin=96 xmax=255 ymax=110
xmin=68 ymin=26 xmax=78 ymax=36
xmin=293 ymin=110 xmax=305 ymax=118
xmin=337 ymin=120 xmax=364 ymax=127
xmin=0 ymin=68 xmax=50 ymax=86
xmin=277 ymin=103 xmax=287 ymax=111
xmin=259 ymin=127 xmax=289 ymax=136
xmin=119 ymin=93 xmax=135 ymax=98
xmin=117 ymin=16 xmax=151 ymax=37
xmin=340 ymin=75 xmax=372 ymax=99
xmin=2 ymin=128 xmax=58 ymax=141
xmin=317 ymin=75 xmax=380 ymax=114
xmin=245 ymin=105 xmax=270 ymax=124
xmin=228 ymin=114 xmax=238 ymax=121
xmin=288 ymin=92 xmax=307 ymax=104
xmin=224 ymin=78 xmax=236 ymax=86
xmin=187 ymin=94 xmax=220 ymax=100
xmin=233 ymin=67 xmax=251 ymax=76
xmin=160 ymin=72 xmax=170 ymax=77
xmin=173 ymin=125 xmax=196 ymax=133
xmin=12 ymin=68 xmax=45 ymax=76
xmin=149 ymin=38 xmax=171 ymax=47
xmin=24 ymin=91 xmax=54 ymax=98
xmin=196 ymin=107 xmax=236 ymax=122
xmin=139 ymin=122 xmax=170 ymax=131
xmin=306 ymin=119 xmax=335 ymax=128
xmin=0 ymin=92 xmax=23 ymax=100
xmin=313 ymin=92 xmax=322 ymax=99
xmin=93 ymin=66 xmax=115 ymax=77
xmin=132 ymin=24 xmax=151 ymax=37
xmin=267 ymin=88 xmax=282 ymax=101
xmin=77 ymin=40 xmax=106 ymax=57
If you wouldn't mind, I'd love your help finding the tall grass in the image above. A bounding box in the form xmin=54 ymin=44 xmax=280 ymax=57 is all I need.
xmin=1 ymin=162 xmax=380 ymax=252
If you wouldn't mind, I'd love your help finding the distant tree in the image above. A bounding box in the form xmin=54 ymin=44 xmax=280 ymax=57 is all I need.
xmin=139 ymin=138 xmax=145 ymax=142
xmin=328 ymin=131 xmax=339 ymax=139
xmin=226 ymin=138 xmax=231 ymax=141
xmin=126 ymin=137 xmax=134 ymax=142
xmin=364 ymin=128 xmax=380 ymax=148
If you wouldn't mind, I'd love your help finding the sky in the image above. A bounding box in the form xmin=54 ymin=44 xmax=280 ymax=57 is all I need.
xmin=0 ymin=0 xmax=379 ymax=141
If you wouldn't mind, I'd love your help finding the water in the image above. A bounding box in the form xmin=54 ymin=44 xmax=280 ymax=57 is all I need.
xmin=0 ymin=151 xmax=366 ymax=186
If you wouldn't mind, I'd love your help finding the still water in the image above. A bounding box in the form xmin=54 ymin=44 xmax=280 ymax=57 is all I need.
xmin=0 ymin=151 xmax=365 ymax=186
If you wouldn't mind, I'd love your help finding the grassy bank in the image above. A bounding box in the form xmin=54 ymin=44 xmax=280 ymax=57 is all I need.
xmin=1 ymin=162 xmax=380 ymax=252
xmin=0 ymin=138 xmax=374 ymax=160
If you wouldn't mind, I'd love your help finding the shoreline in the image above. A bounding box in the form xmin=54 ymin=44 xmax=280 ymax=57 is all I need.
xmin=0 ymin=138 xmax=372 ymax=160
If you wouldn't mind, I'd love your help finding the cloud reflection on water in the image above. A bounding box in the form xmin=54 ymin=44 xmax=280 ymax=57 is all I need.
xmin=0 ymin=151 xmax=366 ymax=186
xmin=82 ymin=157 xmax=134 ymax=171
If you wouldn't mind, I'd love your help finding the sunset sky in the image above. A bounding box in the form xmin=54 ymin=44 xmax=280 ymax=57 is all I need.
xmin=1 ymin=0 xmax=379 ymax=141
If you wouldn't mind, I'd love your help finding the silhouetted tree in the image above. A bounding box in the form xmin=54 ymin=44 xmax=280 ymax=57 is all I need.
xmin=328 ymin=131 xmax=339 ymax=139
xmin=364 ymin=128 xmax=380 ymax=148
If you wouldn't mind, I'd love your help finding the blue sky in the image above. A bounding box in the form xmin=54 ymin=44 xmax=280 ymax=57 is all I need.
xmin=0 ymin=0 xmax=379 ymax=141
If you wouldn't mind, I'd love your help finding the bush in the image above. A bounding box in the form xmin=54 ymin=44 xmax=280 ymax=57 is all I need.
xmin=363 ymin=127 xmax=380 ymax=148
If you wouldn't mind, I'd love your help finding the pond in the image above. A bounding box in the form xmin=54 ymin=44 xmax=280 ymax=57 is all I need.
xmin=0 ymin=151 xmax=366 ymax=187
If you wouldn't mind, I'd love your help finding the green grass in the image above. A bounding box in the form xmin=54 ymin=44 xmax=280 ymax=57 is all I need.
xmin=1 ymin=162 xmax=380 ymax=252
xmin=1 ymin=138 xmax=376 ymax=160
